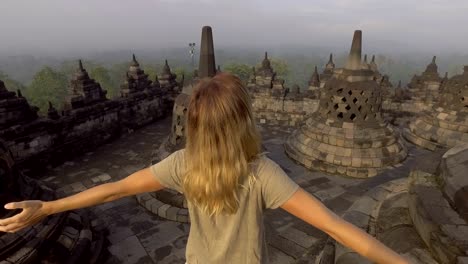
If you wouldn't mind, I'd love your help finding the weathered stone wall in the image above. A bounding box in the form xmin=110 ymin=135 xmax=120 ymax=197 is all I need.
xmin=118 ymin=93 xmax=164 ymax=129
xmin=1 ymin=92 xmax=172 ymax=170
xmin=382 ymin=99 xmax=433 ymax=114
xmin=250 ymin=94 xmax=428 ymax=128
xmin=251 ymin=93 xmax=319 ymax=127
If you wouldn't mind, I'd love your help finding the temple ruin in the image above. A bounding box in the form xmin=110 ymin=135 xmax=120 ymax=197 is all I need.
xmin=1 ymin=25 xmax=467 ymax=263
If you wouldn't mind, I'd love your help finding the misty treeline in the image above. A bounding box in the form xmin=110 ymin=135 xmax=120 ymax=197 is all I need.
xmin=0 ymin=48 xmax=467 ymax=114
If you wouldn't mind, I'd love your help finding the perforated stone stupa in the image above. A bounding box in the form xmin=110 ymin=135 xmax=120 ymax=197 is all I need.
xmin=285 ymin=30 xmax=407 ymax=178
xmin=404 ymin=66 xmax=468 ymax=150
xmin=247 ymin=52 xmax=286 ymax=95
xmin=407 ymin=56 xmax=443 ymax=103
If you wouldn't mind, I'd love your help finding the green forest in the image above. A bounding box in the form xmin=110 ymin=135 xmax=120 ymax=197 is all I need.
xmin=1 ymin=48 xmax=467 ymax=114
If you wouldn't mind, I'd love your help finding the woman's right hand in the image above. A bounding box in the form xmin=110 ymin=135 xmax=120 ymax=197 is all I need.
xmin=0 ymin=200 xmax=50 ymax=233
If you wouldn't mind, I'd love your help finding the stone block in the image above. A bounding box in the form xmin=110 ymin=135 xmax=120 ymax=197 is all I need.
xmin=349 ymin=196 xmax=378 ymax=215
xmin=166 ymin=207 xmax=180 ymax=221
xmin=157 ymin=204 xmax=171 ymax=218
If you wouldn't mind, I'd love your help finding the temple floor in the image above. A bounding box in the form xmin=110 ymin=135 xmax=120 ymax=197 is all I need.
xmin=36 ymin=116 xmax=443 ymax=264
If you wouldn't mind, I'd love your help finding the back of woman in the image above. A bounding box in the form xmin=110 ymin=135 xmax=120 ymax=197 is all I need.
xmin=151 ymin=73 xmax=299 ymax=263
xmin=151 ymin=148 xmax=299 ymax=263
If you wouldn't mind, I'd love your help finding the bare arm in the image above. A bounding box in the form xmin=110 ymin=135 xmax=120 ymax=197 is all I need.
xmin=0 ymin=167 xmax=164 ymax=232
xmin=281 ymin=188 xmax=408 ymax=264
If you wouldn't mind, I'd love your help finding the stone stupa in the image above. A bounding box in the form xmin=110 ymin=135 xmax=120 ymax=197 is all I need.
xmin=404 ymin=66 xmax=468 ymax=150
xmin=320 ymin=53 xmax=335 ymax=88
xmin=284 ymin=30 xmax=407 ymax=178
xmin=66 ymin=60 xmax=108 ymax=109
xmin=407 ymin=56 xmax=443 ymax=103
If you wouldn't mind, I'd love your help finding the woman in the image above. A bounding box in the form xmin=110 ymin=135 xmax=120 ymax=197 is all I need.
xmin=0 ymin=73 xmax=408 ymax=264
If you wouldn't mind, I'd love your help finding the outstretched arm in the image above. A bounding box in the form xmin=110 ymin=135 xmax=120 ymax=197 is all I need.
xmin=0 ymin=167 xmax=164 ymax=233
xmin=281 ymin=188 xmax=409 ymax=264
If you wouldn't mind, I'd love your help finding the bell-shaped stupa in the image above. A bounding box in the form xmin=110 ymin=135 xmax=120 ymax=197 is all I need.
xmin=404 ymin=66 xmax=468 ymax=150
xmin=284 ymin=30 xmax=407 ymax=178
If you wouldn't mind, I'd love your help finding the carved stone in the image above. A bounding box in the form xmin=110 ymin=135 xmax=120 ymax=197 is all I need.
xmin=407 ymin=56 xmax=442 ymax=103
xmin=404 ymin=66 xmax=468 ymax=150
xmin=0 ymin=140 xmax=104 ymax=263
xmin=285 ymin=30 xmax=407 ymax=178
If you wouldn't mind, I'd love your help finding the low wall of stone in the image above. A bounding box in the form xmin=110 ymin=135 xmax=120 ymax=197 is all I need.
xmin=118 ymin=93 xmax=165 ymax=129
xmin=1 ymin=93 xmax=172 ymax=170
xmin=251 ymin=95 xmax=428 ymax=128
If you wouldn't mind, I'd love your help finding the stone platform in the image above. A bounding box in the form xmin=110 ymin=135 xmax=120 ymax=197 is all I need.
xmin=35 ymin=115 xmax=443 ymax=264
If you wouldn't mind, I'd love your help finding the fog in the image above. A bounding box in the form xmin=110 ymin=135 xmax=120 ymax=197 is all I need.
xmin=0 ymin=0 xmax=467 ymax=57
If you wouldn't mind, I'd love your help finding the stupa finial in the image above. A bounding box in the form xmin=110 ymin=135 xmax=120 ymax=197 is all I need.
xmin=198 ymin=26 xmax=216 ymax=78
xmin=345 ymin=30 xmax=362 ymax=70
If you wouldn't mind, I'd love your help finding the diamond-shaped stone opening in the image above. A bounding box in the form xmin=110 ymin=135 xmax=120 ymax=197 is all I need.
xmin=352 ymin=97 xmax=358 ymax=104
xmin=365 ymin=98 xmax=369 ymax=103
xmin=337 ymin=112 xmax=344 ymax=119
xmin=345 ymin=105 xmax=351 ymax=111
xmin=348 ymin=90 xmax=353 ymax=95
xmin=358 ymin=106 xmax=362 ymax=112
xmin=341 ymin=97 xmax=347 ymax=103
xmin=360 ymin=91 xmax=365 ymax=96
xmin=350 ymin=113 xmax=357 ymax=120
xmin=337 ymin=88 xmax=343 ymax=93
xmin=364 ymin=114 xmax=368 ymax=120
xmin=334 ymin=104 xmax=339 ymax=110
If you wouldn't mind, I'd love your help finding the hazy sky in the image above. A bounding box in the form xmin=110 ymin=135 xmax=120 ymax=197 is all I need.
xmin=0 ymin=0 xmax=467 ymax=56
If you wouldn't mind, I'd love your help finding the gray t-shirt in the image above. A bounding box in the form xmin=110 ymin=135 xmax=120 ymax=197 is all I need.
xmin=150 ymin=149 xmax=299 ymax=264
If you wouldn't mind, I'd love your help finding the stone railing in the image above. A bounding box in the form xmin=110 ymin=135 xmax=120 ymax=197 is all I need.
xmin=1 ymin=88 xmax=175 ymax=170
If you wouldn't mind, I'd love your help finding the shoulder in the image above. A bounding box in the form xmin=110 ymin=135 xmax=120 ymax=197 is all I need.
xmin=252 ymin=153 xmax=282 ymax=179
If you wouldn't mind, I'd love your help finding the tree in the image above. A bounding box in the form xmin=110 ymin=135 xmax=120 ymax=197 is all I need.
xmin=255 ymin=57 xmax=290 ymax=82
xmin=25 ymin=67 xmax=68 ymax=114
xmin=58 ymin=60 xmax=99 ymax=81
xmin=173 ymin=67 xmax=194 ymax=85
xmin=109 ymin=62 xmax=131 ymax=92
xmin=0 ymin=72 xmax=26 ymax=94
xmin=223 ymin=63 xmax=252 ymax=83
xmin=89 ymin=66 xmax=118 ymax=99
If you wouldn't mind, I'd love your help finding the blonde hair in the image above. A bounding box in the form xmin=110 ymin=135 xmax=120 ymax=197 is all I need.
xmin=182 ymin=73 xmax=262 ymax=216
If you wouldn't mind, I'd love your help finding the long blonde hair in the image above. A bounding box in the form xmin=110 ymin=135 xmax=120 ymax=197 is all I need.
xmin=183 ymin=73 xmax=262 ymax=216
